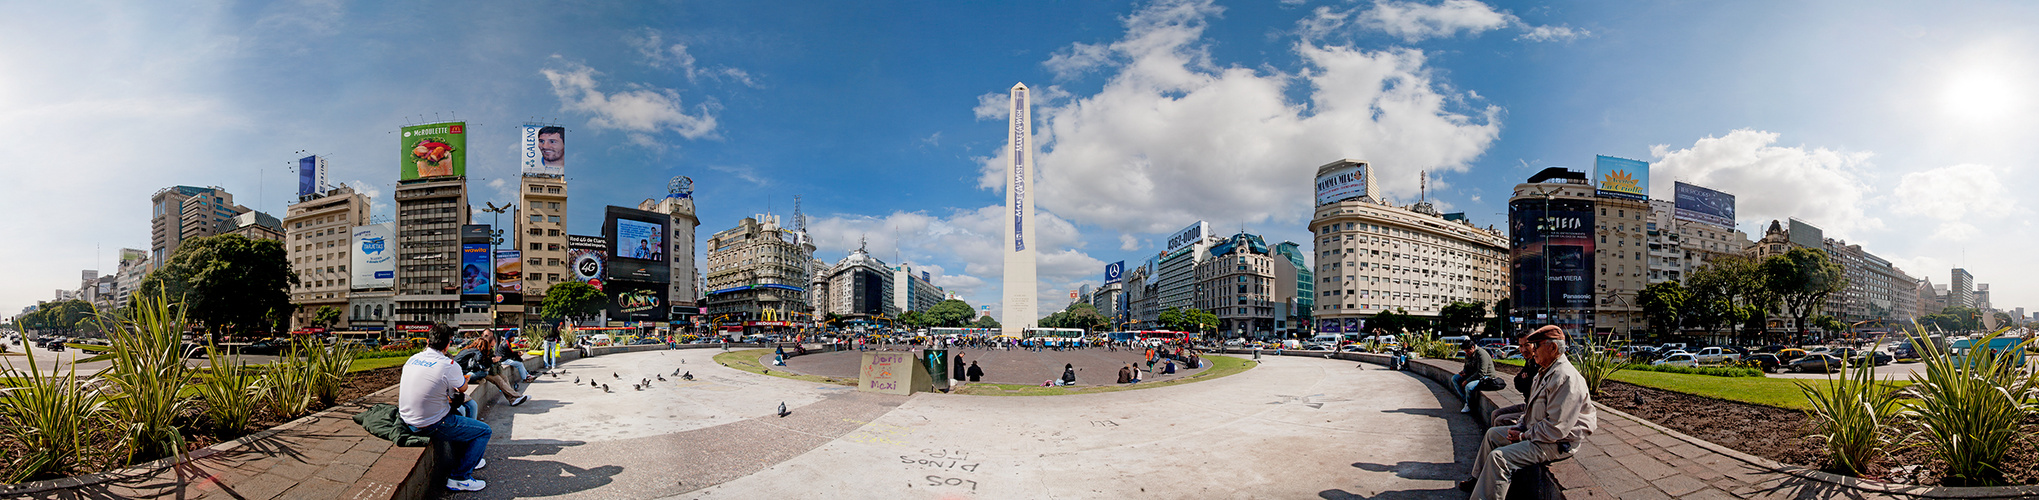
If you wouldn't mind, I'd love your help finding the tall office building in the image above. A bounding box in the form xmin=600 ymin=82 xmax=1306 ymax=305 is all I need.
xmin=1950 ymin=268 xmax=1975 ymax=309
xmin=1001 ymin=82 xmax=1038 ymax=337
xmin=701 ymin=215 xmax=814 ymax=334
xmin=1314 ymin=160 xmax=1508 ymax=335
xmin=284 ymin=185 xmax=370 ymax=330
xmin=825 ymin=242 xmax=893 ymax=326
xmin=638 ymin=177 xmax=701 ymax=324
xmin=150 ymin=185 xmax=239 ymax=267
xmin=892 ymin=263 xmax=945 ymax=314
xmin=391 ymin=178 xmax=468 ymax=325
xmin=1506 ymin=167 xmax=1599 ymax=332
xmin=1273 ymin=241 xmax=1313 ymax=337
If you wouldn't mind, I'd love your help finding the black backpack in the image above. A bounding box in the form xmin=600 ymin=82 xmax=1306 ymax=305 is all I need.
xmin=452 ymin=349 xmax=486 ymax=374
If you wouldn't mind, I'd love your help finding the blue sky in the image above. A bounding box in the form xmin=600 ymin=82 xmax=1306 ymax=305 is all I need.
xmin=4 ymin=0 xmax=2034 ymax=321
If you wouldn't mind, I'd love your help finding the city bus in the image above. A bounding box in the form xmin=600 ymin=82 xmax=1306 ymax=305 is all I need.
xmin=1131 ymin=330 xmax=1191 ymax=345
xmin=1022 ymin=327 xmax=1086 ymax=338
xmin=929 ymin=327 xmax=999 ymax=338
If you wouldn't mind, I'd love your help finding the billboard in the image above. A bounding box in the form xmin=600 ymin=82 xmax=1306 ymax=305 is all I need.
xmin=608 ymin=280 xmax=668 ymax=322
xmin=1320 ymin=318 xmax=1342 ymax=333
xmin=604 ymin=206 xmax=671 ymax=283
xmin=1165 ymin=221 xmax=1209 ymax=253
xmin=568 ymin=235 xmax=607 ymax=291
xmin=1104 ymin=261 xmax=1125 ymax=285
xmin=495 ymin=249 xmax=522 ymax=297
xmin=520 ymin=125 xmax=565 ymax=177
xmin=350 ymin=223 xmax=395 ymax=290
xmin=1594 ymin=155 xmax=1648 ymax=201
xmin=460 ymin=244 xmax=492 ymax=297
xmin=1788 ymin=218 xmax=1825 ymax=250
xmin=297 ymin=155 xmax=326 ymax=197
xmin=1673 ymin=182 xmax=1736 ymax=228
xmin=1315 ymin=162 xmax=1369 ymax=205
xmin=1509 ymin=197 xmax=1595 ymax=311
xmin=399 ymin=122 xmax=466 ymax=180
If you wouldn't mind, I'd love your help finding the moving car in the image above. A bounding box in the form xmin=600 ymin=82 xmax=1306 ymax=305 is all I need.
xmin=1743 ymin=353 xmax=1786 ymax=373
xmin=240 ymin=338 xmax=290 ymax=356
xmin=1773 ymin=348 xmax=1809 ymax=362
xmin=1789 ymin=354 xmax=1845 ymax=373
xmin=1693 ymin=347 xmax=1742 ymax=365
xmin=1652 ymin=353 xmax=1698 ymax=367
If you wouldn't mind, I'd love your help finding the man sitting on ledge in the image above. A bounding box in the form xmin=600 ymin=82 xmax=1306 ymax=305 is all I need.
xmin=400 ymin=324 xmax=494 ymax=492
xmin=1460 ymin=325 xmax=1596 ymax=499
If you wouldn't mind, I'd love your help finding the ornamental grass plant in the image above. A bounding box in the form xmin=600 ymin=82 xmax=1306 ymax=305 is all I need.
xmin=301 ymin=336 xmax=357 ymax=407
xmin=0 ymin=346 xmax=111 ymax=482
xmin=260 ymin=344 xmax=317 ymax=420
xmin=196 ymin=343 xmax=263 ymax=434
xmin=93 ymin=292 xmax=197 ymax=463
xmin=1797 ymin=353 xmax=1905 ymax=476
xmin=1571 ymin=338 xmax=1628 ymax=396
xmin=1901 ymin=327 xmax=2037 ymax=486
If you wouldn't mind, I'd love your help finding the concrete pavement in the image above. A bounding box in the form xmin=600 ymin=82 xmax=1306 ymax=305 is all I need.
xmin=464 ymin=348 xmax=1481 ymax=499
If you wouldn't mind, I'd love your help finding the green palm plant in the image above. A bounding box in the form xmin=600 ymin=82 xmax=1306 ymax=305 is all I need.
xmin=1796 ymin=350 xmax=1905 ymax=476
xmin=302 ymin=336 xmax=357 ymax=407
xmin=1902 ymin=327 xmax=2036 ymax=486
xmin=196 ymin=343 xmax=263 ymax=434
xmin=1570 ymin=337 xmax=1627 ymax=396
xmin=0 ymin=343 xmax=112 ymax=482
xmin=92 ymin=291 xmax=198 ymax=462
xmin=261 ymin=341 xmax=317 ymax=419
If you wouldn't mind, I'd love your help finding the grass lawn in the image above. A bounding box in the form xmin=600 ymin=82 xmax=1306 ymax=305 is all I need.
xmin=713 ymin=349 xmax=859 ymax=386
xmin=950 ymin=354 xmax=1256 ymax=396
xmin=1496 ymin=358 xmax=1885 ymax=411
xmin=347 ymin=356 xmax=410 ymax=373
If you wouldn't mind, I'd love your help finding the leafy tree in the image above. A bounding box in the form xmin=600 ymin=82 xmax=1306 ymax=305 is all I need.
xmin=1812 ymin=315 xmax=1849 ymax=337
xmin=1156 ymin=306 xmax=1217 ymax=334
xmin=897 ymin=310 xmax=926 ymax=329
xmin=1060 ymin=303 xmax=1110 ymax=332
xmin=971 ymin=315 xmax=1000 ymax=329
xmin=132 ymin=234 xmax=296 ymax=342
xmin=20 ymin=300 xmax=95 ymax=336
xmin=1762 ymin=248 xmax=1847 ymax=341
xmin=1438 ymin=301 xmax=1487 ymax=336
xmin=925 ymin=299 xmax=976 ymax=327
xmin=1637 ymin=282 xmax=1688 ymax=336
xmin=1370 ymin=307 xmax=1424 ymax=334
xmin=1687 ymin=255 xmax=1774 ymax=341
xmin=313 ymin=305 xmax=342 ymax=329
xmin=539 ymin=281 xmax=607 ymax=326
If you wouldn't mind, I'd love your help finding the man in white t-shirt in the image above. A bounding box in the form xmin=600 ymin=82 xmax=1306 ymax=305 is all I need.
xmin=399 ymin=324 xmax=493 ymax=492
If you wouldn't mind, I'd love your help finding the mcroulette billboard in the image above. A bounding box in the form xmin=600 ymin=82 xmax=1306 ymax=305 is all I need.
xmin=1509 ymin=197 xmax=1595 ymax=311
xmin=495 ymin=250 xmax=522 ymax=305
xmin=400 ymin=122 xmax=466 ymax=180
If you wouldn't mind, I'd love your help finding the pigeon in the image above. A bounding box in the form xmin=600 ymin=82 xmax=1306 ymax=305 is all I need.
xmin=603 ymin=384 xmax=611 ymax=393
xmin=574 ymin=377 xmax=580 ymax=384
xmin=673 ymin=368 xmax=682 ymax=376
xmin=614 ymin=373 xmax=620 ymax=379
xmin=634 ymin=383 xmax=642 ymax=391
xmin=657 ymin=375 xmax=666 ymax=382
xmin=682 ymin=371 xmax=693 ymax=381
xmin=777 ymin=402 xmax=789 ymax=418
xmin=551 ymin=372 xmax=558 ymax=378
xmin=682 ymin=359 xmax=686 ymax=364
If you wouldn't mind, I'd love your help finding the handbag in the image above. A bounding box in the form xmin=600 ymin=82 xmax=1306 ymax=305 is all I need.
xmin=1477 ymin=375 xmax=1506 ymax=391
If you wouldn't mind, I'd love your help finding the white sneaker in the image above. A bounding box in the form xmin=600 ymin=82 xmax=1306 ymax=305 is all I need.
xmin=509 ymin=395 xmax=530 ymax=406
xmin=447 ymin=478 xmax=486 ymax=491
xmin=476 ymin=458 xmax=486 ymax=470
xmin=1459 ymin=406 xmax=1472 ymax=413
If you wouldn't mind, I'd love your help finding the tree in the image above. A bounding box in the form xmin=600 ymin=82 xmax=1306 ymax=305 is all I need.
xmin=313 ymin=306 xmax=342 ymax=329
xmin=539 ymin=281 xmax=607 ymax=325
xmin=1686 ymin=255 xmax=1773 ymax=341
xmin=897 ymin=310 xmax=926 ymax=329
xmin=1637 ymin=282 xmax=1689 ymax=337
xmin=1484 ymin=298 xmax=1512 ymax=338
xmin=925 ymin=299 xmax=976 ymax=327
xmin=1371 ymin=308 xmax=1423 ymax=334
xmin=1156 ymin=306 xmax=1216 ymax=334
xmin=1762 ymin=248 xmax=1847 ymax=341
xmin=971 ymin=315 xmax=1000 ymax=329
xmin=1061 ymin=303 xmax=1110 ymax=332
xmin=1812 ymin=315 xmax=1849 ymax=337
xmin=1438 ymin=301 xmax=1487 ymax=336
xmin=20 ymin=299 xmax=94 ymax=336
xmin=132 ymin=234 xmax=296 ymax=342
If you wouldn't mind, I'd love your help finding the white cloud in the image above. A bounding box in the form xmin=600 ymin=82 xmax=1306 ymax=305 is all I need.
xmin=1893 ymin=163 xmax=2015 ymax=240
xmin=542 ymin=59 xmax=719 ymax=148
xmin=977 ymin=0 xmax=1500 ymax=236
xmin=707 ymin=164 xmax=769 ymax=186
xmin=625 ymin=29 xmax=758 ymax=87
xmin=1045 ymin=42 xmax=1113 ymax=80
xmin=1649 ymin=129 xmax=1882 ymax=237
xmin=1301 ymin=0 xmax=1588 ymax=44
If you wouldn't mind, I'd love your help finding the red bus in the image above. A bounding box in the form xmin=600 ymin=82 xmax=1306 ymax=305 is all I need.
xmin=1132 ymin=331 xmax=1191 ymax=345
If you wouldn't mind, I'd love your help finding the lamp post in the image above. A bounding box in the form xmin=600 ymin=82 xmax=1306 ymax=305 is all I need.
xmin=481 ymin=202 xmax=515 ymax=328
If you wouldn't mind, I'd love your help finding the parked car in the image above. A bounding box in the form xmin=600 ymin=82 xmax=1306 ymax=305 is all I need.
xmin=1754 ymin=344 xmax=1791 ymax=354
xmin=1474 ymin=338 xmax=1510 ymax=349
xmin=1693 ymin=347 xmax=1742 ymax=365
xmin=1743 ymin=353 xmax=1785 ymax=373
xmin=1774 ymin=348 xmax=1809 ymax=362
xmin=1831 ymin=348 xmax=1893 ymax=366
xmin=1652 ymin=353 xmax=1698 ymax=367
xmin=240 ymin=338 xmax=289 ymax=356
xmin=1789 ymin=354 xmax=1846 ymax=373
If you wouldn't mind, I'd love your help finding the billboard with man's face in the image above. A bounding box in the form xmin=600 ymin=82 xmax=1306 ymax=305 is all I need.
xmin=604 ymin=206 xmax=671 ymax=283
xmin=399 ymin=122 xmax=466 ymax=180
xmin=520 ymin=125 xmax=565 ymax=177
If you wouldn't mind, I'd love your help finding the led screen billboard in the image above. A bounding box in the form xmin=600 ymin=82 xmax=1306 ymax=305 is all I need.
xmin=350 ymin=223 xmax=395 ymax=290
xmin=1509 ymin=197 xmax=1595 ymax=312
xmin=1315 ymin=162 xmax=1370 ymax=205
xmin=520 ymin=125 xmax=565 ymax=177
xmin=495 ymin=249 xmax=522 ymax=293
xmin=568 ymin=235 xmax=607 ymax=291
xmin=1674 ymin=182 xmax=1736 ymax=228
xmin=608 ymin=280 xmax=669 ymax=322
xmin=604 ymin=206 xmax=671 ymax=283
xmin=1594 ymin=155 xmax=1648 ymax=201
xmin=399 ymin=122 xmax=466 ymax=180
xmin=460 ymin=244 xmax=492 ymax=296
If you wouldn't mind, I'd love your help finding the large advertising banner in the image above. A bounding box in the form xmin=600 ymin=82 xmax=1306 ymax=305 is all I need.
xmin=607 ymin=280 xmax=668 ymax=322
xmin=1788 ymin=218 xmax=1825 ymax=249
xmin=297 ymin=155 xmax=326 ymax=197
xmin=520 ymin=125 xmax=565 ymax=177
xmin=460 ymin=244 xmax=492 ymax=296
xmin=1674 ymin=181 xmax=1736 ymax=228
xmin=568 ymin=235 xmax=607 ymax=291
xmin=1104 ymin=261 xmax=1125 ymax=285
xmin=1509 ymin=197 xmax=1595 ymax=311
xmin=604 ymin=206 xmax=671 ymax=283
xmin=350 ymin=223 xmax=395 ymax=290
xmin=1165 ymin=221 xmax=1209 ymax=253
xmin=1594 ymin=155 xmax=1648 ymax=201
xmin=399 ymin=122 xmax=466 ymax=180
xmin=1315 ymin=162 xmax=1369 ymax=205
xmin=615 ymin=219 xmax=665 ymax=261
xmin=495 ymin=250 xmax=522 ymax=293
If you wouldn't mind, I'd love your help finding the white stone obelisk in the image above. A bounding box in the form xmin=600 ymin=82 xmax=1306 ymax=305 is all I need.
xmin=1001 ymin=82 xmax=1038 ymax=338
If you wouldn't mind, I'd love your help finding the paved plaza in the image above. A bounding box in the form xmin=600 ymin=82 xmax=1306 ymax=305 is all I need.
xmin=465 ymin=348 xmax=1481 ymax=499
xmin=780 ymin=345 xmax=1212 ymax=386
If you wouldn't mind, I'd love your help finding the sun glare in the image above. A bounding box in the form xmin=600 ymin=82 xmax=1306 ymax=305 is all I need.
xmin=1942 ymin=70 xmax=2021 ymax=121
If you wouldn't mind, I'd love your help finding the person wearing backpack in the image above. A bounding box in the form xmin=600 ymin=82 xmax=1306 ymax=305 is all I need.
xmin=454 ymin=332 xmax=529 ymax=407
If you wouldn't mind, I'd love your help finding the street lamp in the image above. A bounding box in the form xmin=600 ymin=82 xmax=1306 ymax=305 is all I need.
xmin=481 ymin=202 xmax=515 ymax=327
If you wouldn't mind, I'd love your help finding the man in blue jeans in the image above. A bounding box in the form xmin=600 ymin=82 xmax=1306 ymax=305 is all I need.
xmin=399 ymin=324 xmax=493 ymax=492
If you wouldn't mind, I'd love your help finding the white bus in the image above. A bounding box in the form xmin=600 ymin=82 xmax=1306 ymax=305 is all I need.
xmin=1022 ymin=327 xmax=1086 ymax=338
xmin=929 ymin=327 xmax=1000 ymax=338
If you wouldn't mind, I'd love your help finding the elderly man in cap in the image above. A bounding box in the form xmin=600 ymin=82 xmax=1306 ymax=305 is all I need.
xmin=1459 ymin=325 xmax=1597 ymax=499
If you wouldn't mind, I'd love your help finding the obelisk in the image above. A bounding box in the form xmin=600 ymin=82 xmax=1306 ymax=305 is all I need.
xmin=1001 ymin=82 xmax=1038 ymax=338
